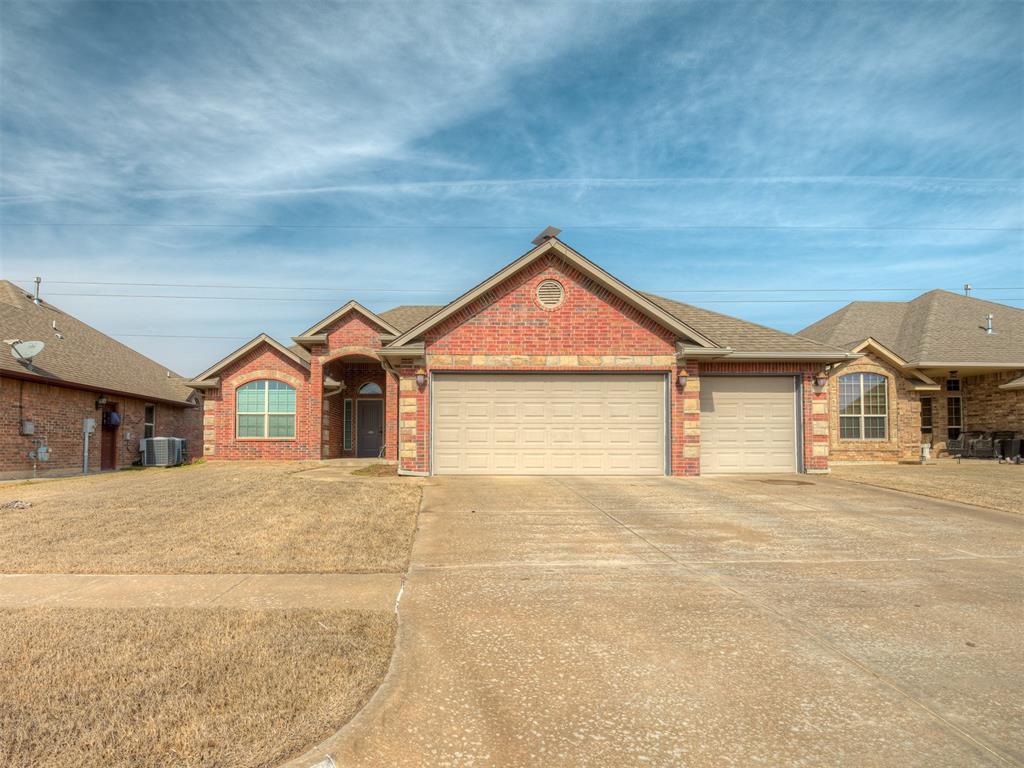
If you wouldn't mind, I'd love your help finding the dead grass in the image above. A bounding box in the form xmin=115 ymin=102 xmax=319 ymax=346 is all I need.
xmin=0 ymin=607 xmax=394 ymax=768
xmin=831 ymin=459 xmax=1024 ymax=515
xmin=0 ymin=462 xmax=421 ymax=573
xmin=352 ymin=463 xmax=399 ymax=477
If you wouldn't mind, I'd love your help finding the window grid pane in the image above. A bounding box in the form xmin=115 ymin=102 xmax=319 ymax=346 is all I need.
xmin=268 ymin=415 xmax=295 ymax=438
xmin=864 ymin=416 xmax=887 ymax=439
xmin=267 ymin=384 xmax=295 ymax=414
xmin=237 ymin=414 xmax=265 ymax=438
xmin=839 ymin=377 xmax=862 ymax=416
xmin=236 ymin=382 xmax=266 ymax=413
xmin=839 ymin=415 xmax=861 ymax=439
xmin=861 ymin=374 xmax=887 ymax=415
xmin=921 ymin=397 xmax=933 ymax=431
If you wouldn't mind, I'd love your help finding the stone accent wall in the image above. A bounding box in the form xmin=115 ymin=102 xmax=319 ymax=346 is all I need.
xmin=201 ymin=344 xmax=318 ymax=461
xmin=963 ymin=370 xmax=1024 ymax=433
xmin=825 ymin=351 xmax=921 ymax=464
xmin=1 ymin=375 xmax=201 ymax=479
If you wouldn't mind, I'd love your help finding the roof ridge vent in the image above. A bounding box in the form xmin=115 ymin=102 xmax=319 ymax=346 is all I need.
xmin=531 ymin=226 xmax=561 ymax=245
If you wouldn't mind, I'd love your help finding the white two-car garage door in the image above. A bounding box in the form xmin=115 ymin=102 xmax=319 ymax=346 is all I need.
xmin=432 ymin=373 xmax=666 ymax=475
xmin=699 ymin=376 xmax=798 ymax=473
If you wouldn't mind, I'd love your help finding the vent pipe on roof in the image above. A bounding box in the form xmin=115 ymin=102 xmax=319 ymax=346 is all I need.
xmin=33 ymin=277 xmax=41 ymax=305
xmin=986 ymin=314 xmax=995 ymax=335
xmin=531 ymin=226 xmax=562 ymax=245
xmin=963 ymin=283 xmax=972 ymax=296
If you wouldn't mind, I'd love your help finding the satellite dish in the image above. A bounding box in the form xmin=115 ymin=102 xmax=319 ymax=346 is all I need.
xmin=10 ymin=340 xmax=45 ymax=365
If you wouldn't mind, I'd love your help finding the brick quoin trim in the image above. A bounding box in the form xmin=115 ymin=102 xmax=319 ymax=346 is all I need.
xmin=1 ymin=376 xmax=201 ymax=479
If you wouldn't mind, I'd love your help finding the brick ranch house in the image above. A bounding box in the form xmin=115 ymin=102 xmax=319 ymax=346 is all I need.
xmin=799 ymin=290 xmax=1024 ymax=463
xmin=1 ymin=280 xmax=202 ymax=479
xmin=190 ymin=234 xmax=859 ymax=476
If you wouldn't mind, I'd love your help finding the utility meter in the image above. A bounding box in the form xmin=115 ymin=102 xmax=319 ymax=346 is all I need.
xmin=83 ymin=418 xmax=96 ymax=434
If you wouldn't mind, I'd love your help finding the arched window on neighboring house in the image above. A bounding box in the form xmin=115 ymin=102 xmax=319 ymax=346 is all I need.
xmin=838 ymin=373 xmax=888 ymax=440
xmin=236 ymin=380 xmax=296 ymax=438
xmin=358 ymin=382 xmax=382 ymax=395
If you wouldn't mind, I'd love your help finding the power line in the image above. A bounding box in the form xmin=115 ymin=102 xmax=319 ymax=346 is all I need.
xmin=11 ymin=279 xmax=1024 ymax=295
xmin=33 ymin=291 xmax=1024 ymax=306
xmin=2 ymin=222 xmax=1022 ymax=232
xmin=106 ymin=333 xmax=251 ymax=340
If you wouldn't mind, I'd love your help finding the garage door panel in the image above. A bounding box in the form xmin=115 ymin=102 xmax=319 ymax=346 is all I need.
xmin=433 ymin=374 xmax=665 ymax=475
xmin=700 ymin=376 xmax=797 ymax=474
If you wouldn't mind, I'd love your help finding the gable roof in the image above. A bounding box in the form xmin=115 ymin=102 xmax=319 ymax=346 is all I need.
xmin=799 ymin=290 xmax=1024 ymax=366
xmin=643 ymin=293 xmax=855 ymax=358
xmin=387 ymin=238 xmax=718 ymax=348
xmin=378 ymin=305 xmax=445 ymax=333
xmin=297 ymin=300 xmax=400 ymax=339
xmin=0 ymin=279 xmax=195 ymax=406
xmin=189 ymin=333 xmax=310 ymax=387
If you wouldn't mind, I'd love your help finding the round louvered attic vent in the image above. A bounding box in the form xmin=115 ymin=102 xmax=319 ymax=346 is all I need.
xmin=536 ymin=279 xmax=565 ymax=309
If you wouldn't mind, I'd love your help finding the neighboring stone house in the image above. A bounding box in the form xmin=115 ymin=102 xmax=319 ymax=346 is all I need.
xmin=0 ymin=280 xmax=202 ymax=479
xmin=799 ymin=290 xmax=1024 ymax=463
xmin=191 ymin=234 xmax=856 ymax=476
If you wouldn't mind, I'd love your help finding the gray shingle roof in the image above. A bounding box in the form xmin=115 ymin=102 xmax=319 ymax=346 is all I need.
xmin=644 ymin=293 xmax=849 ymax=355
xmin=378 ymin=305 xmax=445 ymax=332
xmin=0 ymin=280 xmax=196 ymax=405
xmin=798 ymin=290 xmax=1024 ymax=365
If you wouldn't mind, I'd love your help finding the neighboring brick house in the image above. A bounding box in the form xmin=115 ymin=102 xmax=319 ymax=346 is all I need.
xmin=799 ymin=290 xmax=1024 ymax=463
xmin=191 ymin=233 xmax=856 ymax=476
xmin=0 ymin=280 xmax=202 ymax=479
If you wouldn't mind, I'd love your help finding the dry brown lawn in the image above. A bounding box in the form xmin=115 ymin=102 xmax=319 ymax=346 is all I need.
xmin=832 ymin=459 xmax=1024 ymax=514
xmin=0 ymin=462 xmax=421 ymax=573
xmin=352 ymin=463 xmax=399 ymax=477
xmin=0 ymin=607 xmax=394 ymax=768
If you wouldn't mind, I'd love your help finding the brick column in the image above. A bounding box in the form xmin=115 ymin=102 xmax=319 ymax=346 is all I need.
xmin=384 ymin=367 xmax=398 ymax=461
xmin=672 ymin=360 xmax=701 ymax=476
xmin=805 ymin=372 xmax=830 ymax=472
xmin=308 ymin=346 xmax=325 ymax=460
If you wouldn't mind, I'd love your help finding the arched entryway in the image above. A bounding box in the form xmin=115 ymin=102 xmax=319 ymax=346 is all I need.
xmin=322 ymin=354 xmax=388 ymax=459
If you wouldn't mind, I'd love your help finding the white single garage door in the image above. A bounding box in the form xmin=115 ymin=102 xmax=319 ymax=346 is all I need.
xmin=699 ymin=376 xmax=798 ymax=474
xmin=432 ymin=373 xmax=666 ymax=475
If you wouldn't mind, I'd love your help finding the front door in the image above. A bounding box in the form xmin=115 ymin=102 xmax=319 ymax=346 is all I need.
xmin=357 ymin=399 xmax=383 ymax=458
xmin=100 ymin=404 xmax=119 ymax=470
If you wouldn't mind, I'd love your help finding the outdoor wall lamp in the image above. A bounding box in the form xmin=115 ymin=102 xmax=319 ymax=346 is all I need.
xmin=415 ymin=368 xmax=427 ymax=388
xmin=676 ymin=369 xmax=689 ymax=388
xmin=95 ymin=394 xmax=108 ymax=410
xmin=813 ymin=372 xmax=828 ymax=388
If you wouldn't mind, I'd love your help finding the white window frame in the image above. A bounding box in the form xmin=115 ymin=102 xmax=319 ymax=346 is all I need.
xmin=144 ymin=403 xmax=156 ymax=440
xmin=838 ymin=372 xmax=889 ymax=440
xmin=235 ymin=380 xmax=296 ymax=440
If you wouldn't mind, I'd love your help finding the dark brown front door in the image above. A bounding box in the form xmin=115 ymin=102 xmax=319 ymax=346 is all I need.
xmin=356 ymin=399 xmax=383 ymax=458
xmin=101 ymin=404 xmax=118 ymax=470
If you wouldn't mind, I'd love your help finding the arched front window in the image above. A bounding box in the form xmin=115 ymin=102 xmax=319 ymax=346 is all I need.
xmin=358 ymin=382 xmax=382 ymax=395
xmin=839 ymin=373 xmax=887 ymax=440
xmin=236 ymin=380 xmax=296 ymax=438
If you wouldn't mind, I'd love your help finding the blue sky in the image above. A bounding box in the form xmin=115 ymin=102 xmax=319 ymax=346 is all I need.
xmin=1 ymin=0 xmax=1021 ymax=375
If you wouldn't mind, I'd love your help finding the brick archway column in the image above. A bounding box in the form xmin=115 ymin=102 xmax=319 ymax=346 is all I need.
xmin=384 ymin=367 xmax=398 ymax=461
xmin=309 ymin=346 xmax=325 ymax=459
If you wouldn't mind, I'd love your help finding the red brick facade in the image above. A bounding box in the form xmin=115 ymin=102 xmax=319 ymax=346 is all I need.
xmin=199 ymin=251 xmax=836 ymax=477
xmin=1 ymin=375 xmax=202 ymax=479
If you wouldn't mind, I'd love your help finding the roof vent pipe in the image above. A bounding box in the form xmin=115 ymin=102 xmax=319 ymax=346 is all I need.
xmin=986 ymin=314 xmax=994 ymax=335
xmin=963 ymin=283 xmax=972 ymax=296
xmin=33 ymin=277 xmax=41 ymax=305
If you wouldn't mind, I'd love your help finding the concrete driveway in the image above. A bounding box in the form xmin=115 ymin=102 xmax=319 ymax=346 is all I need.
xmin=293 ymin=475 xmax=1023 ymax=768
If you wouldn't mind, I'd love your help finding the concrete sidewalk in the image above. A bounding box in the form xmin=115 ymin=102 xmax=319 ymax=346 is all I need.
xmin=0 ymin=573 xmax=401 ymax=611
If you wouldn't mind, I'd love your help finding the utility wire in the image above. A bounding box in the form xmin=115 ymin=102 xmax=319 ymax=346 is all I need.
xmin=32 ymin=292 xmax=1024 ymax=306
xmin=10 ymin=279 xmax=1024 ymax=295
xmin=2 ymin=222 xmax=1022 ymax=232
